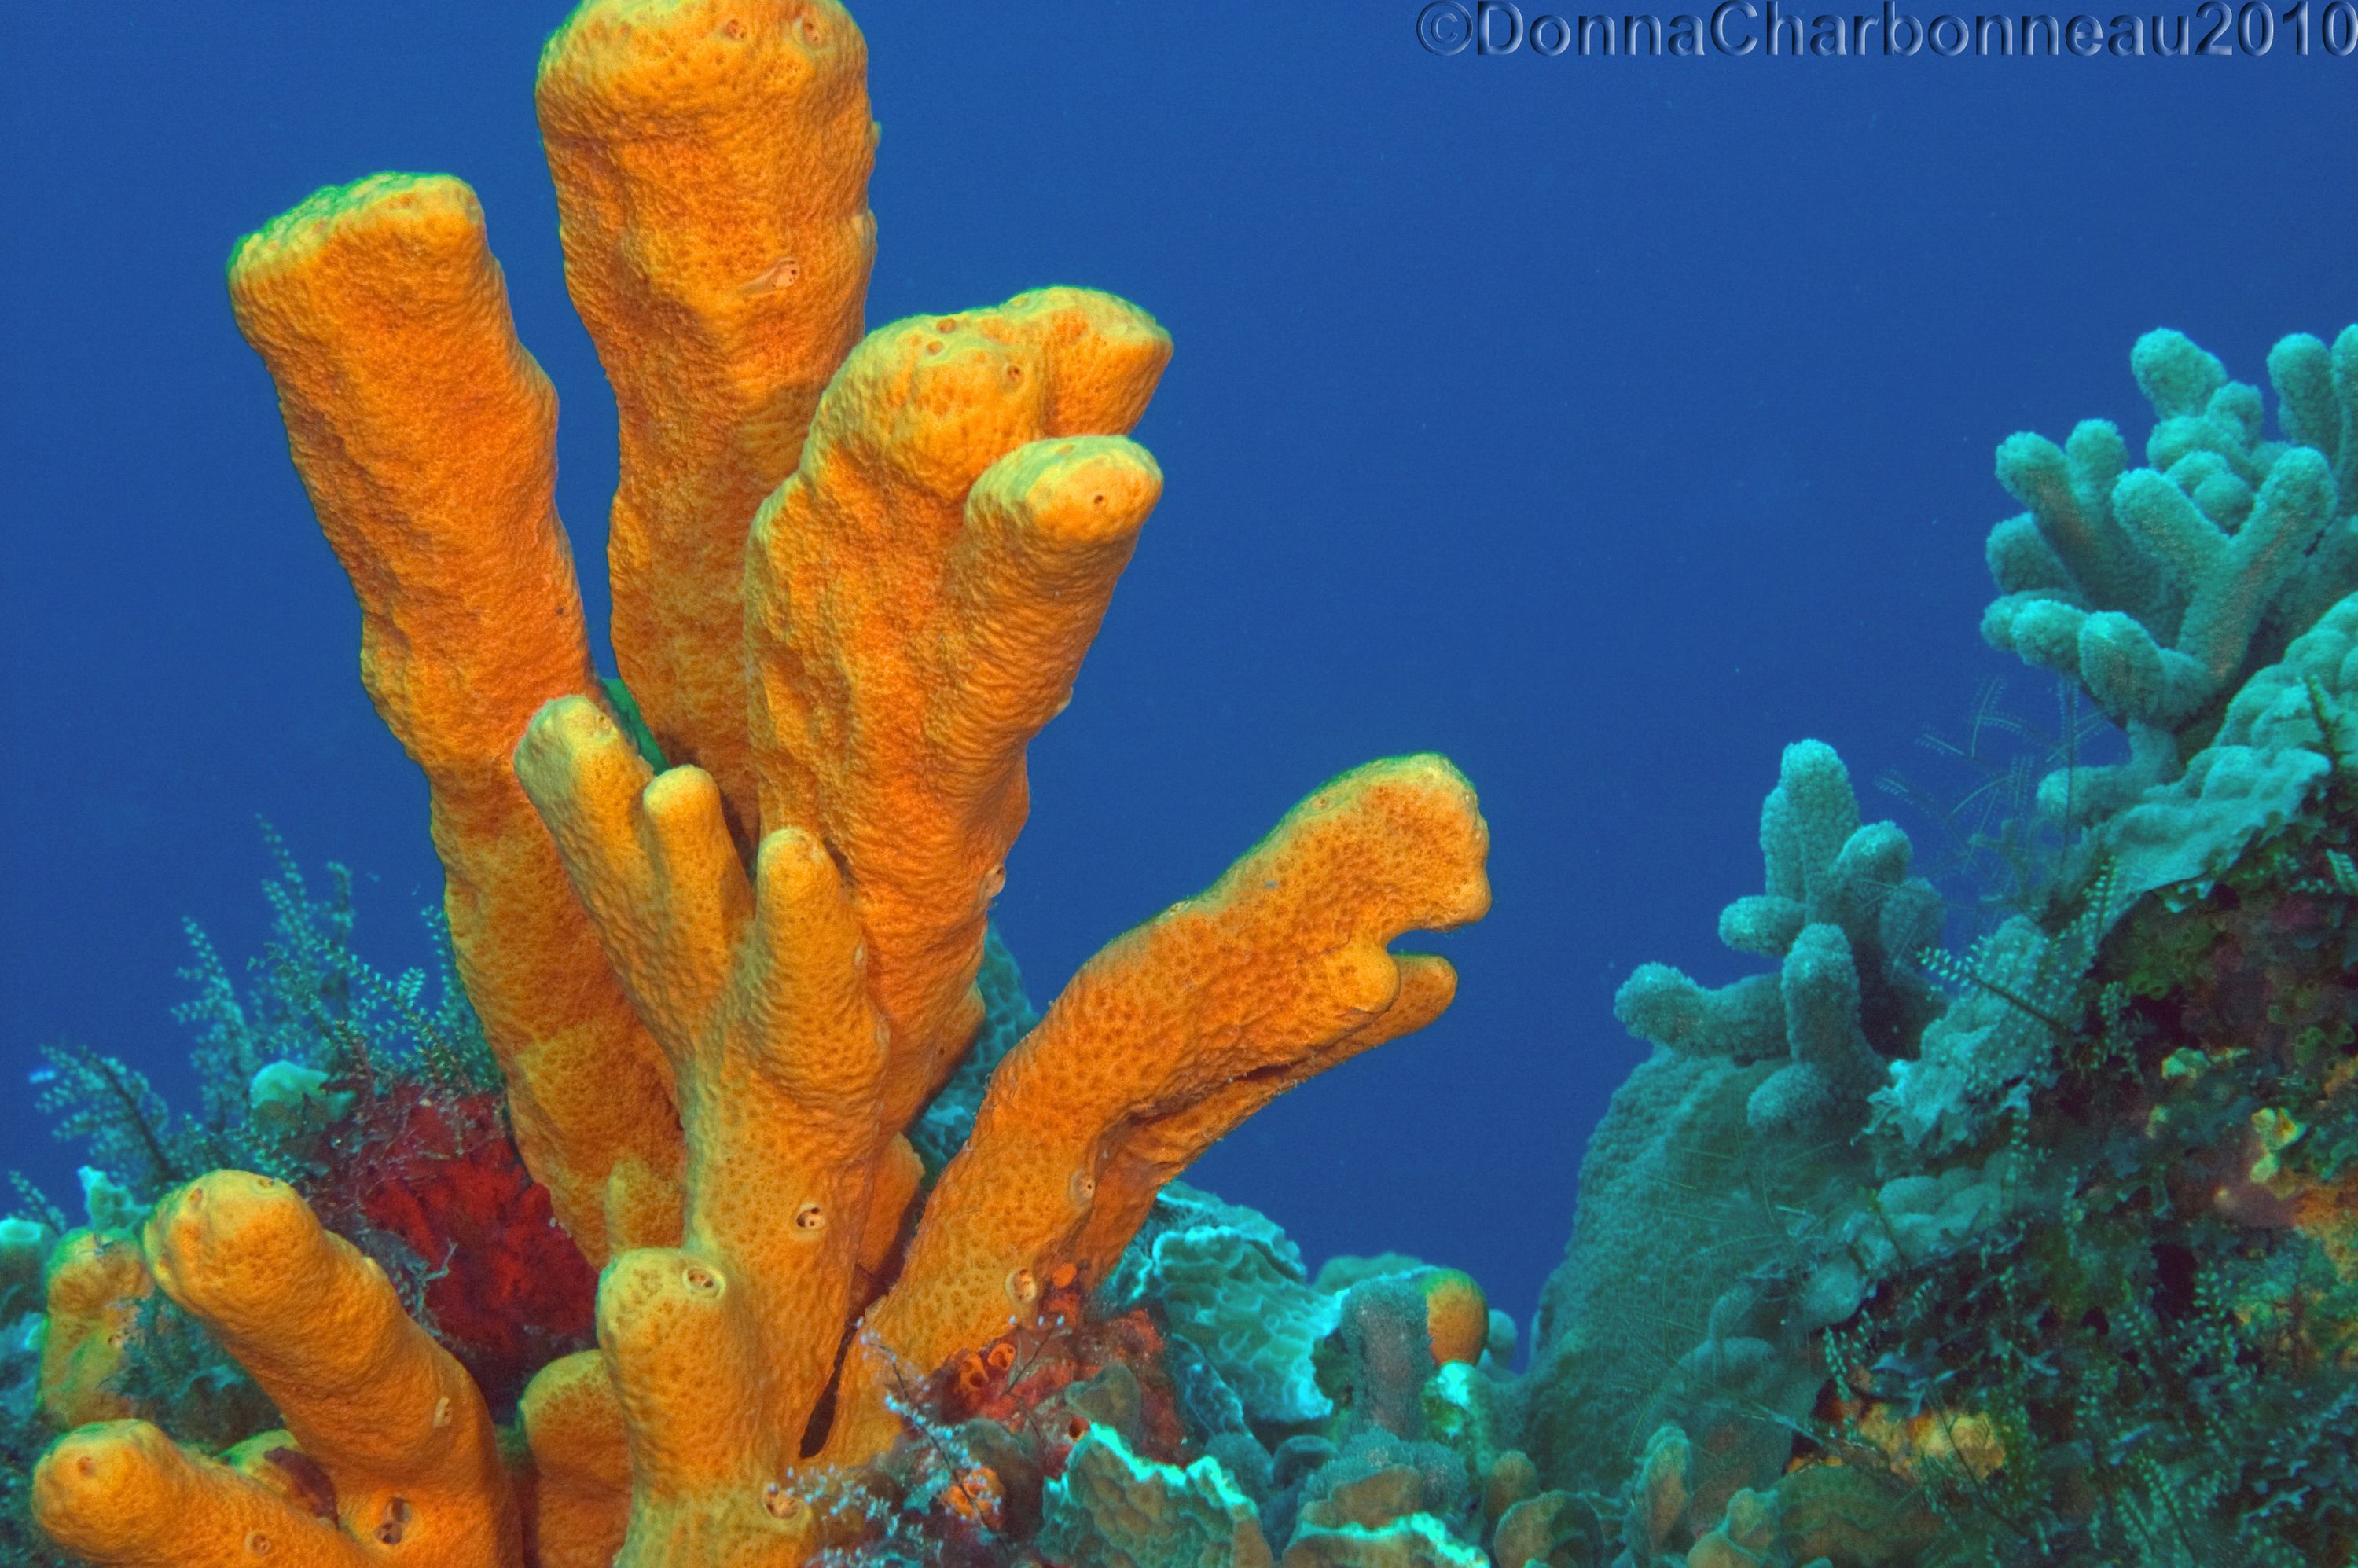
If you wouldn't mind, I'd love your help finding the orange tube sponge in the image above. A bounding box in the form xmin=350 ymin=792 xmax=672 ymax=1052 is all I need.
xmin=745 ymin=292 xmax=1171 ymax=1123
xmin=226 ymin=174 xmax=681 ymax=1264
xmin=537 ymin=0 xmax=877 ymax=831
xmin=515 ymin=696 xmax=906 ymax=1447
xmin=127 ymin=1171 xmax=516 ymax=1563
xmin=152 ymin=5 xmax=1494 ymax=1562
xmin=825 ymin=755 xmax=1492 ymax=1462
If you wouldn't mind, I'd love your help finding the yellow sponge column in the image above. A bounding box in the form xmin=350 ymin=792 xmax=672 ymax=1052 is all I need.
xmin=516 ymin=701 xmax=902 ymax=1444
xmin=825 ymin=755 xmax=1492 ymax=1462
xmin=537 ymin=0 xmax=879 ymax=833
xmin=745 ymin=290 xmax=1171 ymax=1126
xmin=141 ymin=1172 xmax=521 ymax=1564
xmin=519 ymin=1351 xmax=634 ymax=1568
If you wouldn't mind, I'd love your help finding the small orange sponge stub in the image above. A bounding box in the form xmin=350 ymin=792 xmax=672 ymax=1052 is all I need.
xmin=1420 ymin=1268 xmax=1492 ymax=1368
xmin=35 ymin=1229 xmax=151 ymax=1429
xmin=35 ymin=1421 xmax=370 ymax=1568
xmin=516 ymin=1350 xmax=634 ymax=1568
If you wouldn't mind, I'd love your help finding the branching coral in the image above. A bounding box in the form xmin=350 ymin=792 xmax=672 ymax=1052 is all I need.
xmin=1528 ymin=325 xmax=2358 ymax=1565
xmin=1981 ymin=326 xmax=2356 ymax=893
xmin=28 ymin=3 xmax=1489 ymax=1564
xmin=1611 ymin=739 xmax=1945 ymax=1138
xmin=1983 ymin=326 xmax=2353 ymax=739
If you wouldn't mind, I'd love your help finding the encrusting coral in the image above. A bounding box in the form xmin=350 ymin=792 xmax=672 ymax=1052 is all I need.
xmin=26 ymin=2 xmax=1491 ymax=1565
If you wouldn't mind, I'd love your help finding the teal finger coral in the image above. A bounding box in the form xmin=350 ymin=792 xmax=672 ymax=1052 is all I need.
xmin=1525 ymin=321 xmax=2358 ymax=1567
xmin=1612 ymin=738 xmax=1945 ymax=1137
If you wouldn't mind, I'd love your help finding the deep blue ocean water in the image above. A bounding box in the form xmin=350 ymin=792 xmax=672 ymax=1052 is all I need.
xmin=2 ymin=2 xmax=2348 ymax=1341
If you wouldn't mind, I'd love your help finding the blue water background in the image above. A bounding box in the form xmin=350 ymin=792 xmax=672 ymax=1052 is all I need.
xmin=2 ymin=3 xmax=2348 ymax=1338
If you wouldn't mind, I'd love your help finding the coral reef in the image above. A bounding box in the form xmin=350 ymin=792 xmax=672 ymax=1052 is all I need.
xmin=1524 ymin=322 xmax=2357 ymax=1566
xmin=8 ymin=885 xmax=1519 ymax=1565
xmin=7 ymin=0 xmax=2352 ymax=1563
